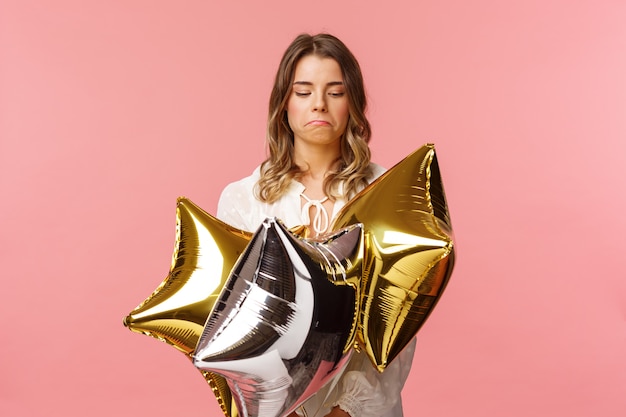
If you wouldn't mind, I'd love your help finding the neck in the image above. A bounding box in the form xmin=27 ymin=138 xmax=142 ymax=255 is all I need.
xmin=293 ymin=142 xmax=341 ymax=179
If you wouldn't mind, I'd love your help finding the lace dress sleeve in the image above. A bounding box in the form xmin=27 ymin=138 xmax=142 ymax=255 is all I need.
xmin=297 ymin=338 xmax=416 ymax=417
xmin=331 ymin=338 xmax=416 ymax=417
xmin=216 ymin=182 xmax=251 ymax=231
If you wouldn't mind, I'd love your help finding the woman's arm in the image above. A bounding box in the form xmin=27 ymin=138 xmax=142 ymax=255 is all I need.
xmin=329 ymin=338 xmax=417 ymax=417
xmin=325 ymin=406 xmax=351 ymax=417
xmin=286 ymin=405 xmax=350 ymax=417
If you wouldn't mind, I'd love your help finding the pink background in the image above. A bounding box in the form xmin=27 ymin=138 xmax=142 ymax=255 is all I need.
xmin=1 ymin=1 xmax=625 ymax=416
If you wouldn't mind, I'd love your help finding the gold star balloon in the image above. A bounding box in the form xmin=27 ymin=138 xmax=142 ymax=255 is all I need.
xmin=331 ymin=143 xmax=455 ymax=372
xmin=123 ymin=198 xmax=252 ymax=417
xmin=123 ymin=144 xmax=455 ymax=416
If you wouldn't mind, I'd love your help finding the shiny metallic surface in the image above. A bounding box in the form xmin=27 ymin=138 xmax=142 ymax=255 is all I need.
xmin=123 ymin=198 xmax=250 ymax=417
xmin=332 ymin=144 xmax=456 ymax=372
xmin=124 ymin=144 xmax=456 ymax=416
xmin=193 ymin=219 xmax=363 ymax=417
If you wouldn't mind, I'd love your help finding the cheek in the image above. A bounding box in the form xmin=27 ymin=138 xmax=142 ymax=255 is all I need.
xmin=337 ymin=103 xmax=350 ymax=127
xmin=286 ymin=100 xmax=302 ymax=125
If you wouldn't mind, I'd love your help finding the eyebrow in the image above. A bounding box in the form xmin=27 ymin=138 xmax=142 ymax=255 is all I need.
xmin=293 ymin=81 xmax=344 ymax=86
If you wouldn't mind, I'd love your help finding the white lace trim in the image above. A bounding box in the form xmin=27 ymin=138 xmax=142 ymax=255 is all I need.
xmin=332 ymin=392 xmax=363 ymax=416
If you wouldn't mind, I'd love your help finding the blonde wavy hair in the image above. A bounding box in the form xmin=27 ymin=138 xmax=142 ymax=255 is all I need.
xmin=256 ymin=33 xmax=373 ymax=203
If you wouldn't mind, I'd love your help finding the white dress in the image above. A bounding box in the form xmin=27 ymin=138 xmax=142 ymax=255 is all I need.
xmin=217 ymin=163 xmax=416 ymax=417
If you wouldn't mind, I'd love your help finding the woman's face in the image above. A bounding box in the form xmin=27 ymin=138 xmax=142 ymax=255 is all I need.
xmin=286 ymin=55 xmax=350 ymax=149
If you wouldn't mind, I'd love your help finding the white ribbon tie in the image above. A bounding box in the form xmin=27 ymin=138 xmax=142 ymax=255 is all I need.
xmin=300 ymin=194 xmax=329 ymax=235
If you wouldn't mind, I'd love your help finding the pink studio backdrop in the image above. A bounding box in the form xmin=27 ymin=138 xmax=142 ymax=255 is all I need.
xmin=1 ymin=1 xmax=625 ymax=416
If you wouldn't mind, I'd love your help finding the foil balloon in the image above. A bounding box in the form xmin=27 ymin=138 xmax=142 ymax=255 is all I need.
xmin=193 ymin=218 xmax=364 ymax=417
xmin=331 ymin=143 xmax=455 ymax=372
xmin=124 ymin=144 xmax=455 ymax=416
xmin=124 ymin=197 xmax=252 ymax=417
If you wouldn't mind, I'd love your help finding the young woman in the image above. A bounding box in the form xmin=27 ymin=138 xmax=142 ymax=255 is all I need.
xmin=217 ymin=33 xmax=416 ymax=417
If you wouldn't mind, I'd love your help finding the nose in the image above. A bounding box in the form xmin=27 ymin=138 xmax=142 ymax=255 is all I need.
xmin=312 ymin=93 xmax=327 ymax=112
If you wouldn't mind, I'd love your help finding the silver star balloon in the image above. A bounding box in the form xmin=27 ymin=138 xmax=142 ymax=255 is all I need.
xmin=193 ymin=218 xmax=365 ymax=417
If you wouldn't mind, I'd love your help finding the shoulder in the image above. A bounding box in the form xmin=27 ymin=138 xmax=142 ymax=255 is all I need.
xmin=220 ymin=166 xmax=261 ymax=197
xmin=346 ymin=162 xmax=387 ymax=199
xmin=216 ymin=166 xmax=264 ymax=230
xmin=217 ymin=166 xmax=262 ymax=212
xmin=367 ymin=162 xmax=387 ymax=183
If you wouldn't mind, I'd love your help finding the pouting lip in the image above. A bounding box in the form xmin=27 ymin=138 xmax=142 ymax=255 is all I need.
xmin=306 ymin=120 xmax=331 ymax=126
